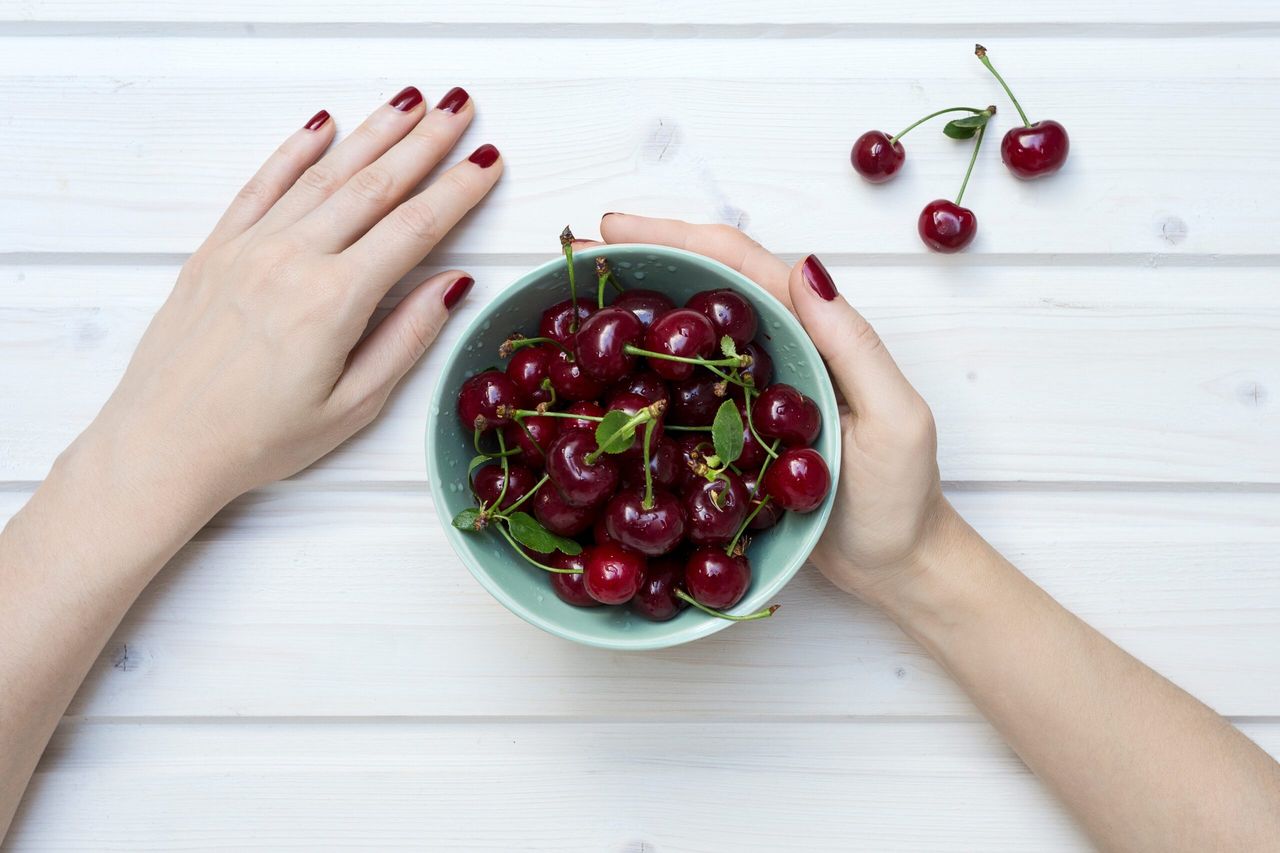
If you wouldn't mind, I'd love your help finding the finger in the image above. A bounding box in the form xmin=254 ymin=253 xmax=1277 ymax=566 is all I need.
xmin=787 ymin=254 xmax=919 ymax=419
xmin=300 ymin=86 xmax=476 ymax=251
xmin=202 ymin=109 xmax=335 ymax=247
xmin=343 ymin=144 xmax=503 ymax=288
xmin=332 ymin=270 xmax=473 ymax=413
xmin=253 ymin=85 xmax=428 ymax=234
xmin=599 ymin=213 xmax=791 ymax=307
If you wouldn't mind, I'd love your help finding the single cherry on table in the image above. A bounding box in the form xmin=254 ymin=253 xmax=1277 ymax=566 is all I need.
xmin=976 ymin=44 xmax=1069 ymax=179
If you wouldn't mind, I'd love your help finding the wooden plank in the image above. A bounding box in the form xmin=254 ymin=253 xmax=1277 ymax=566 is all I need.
xmin=1 ymin=485 xmax=1273 ymax=719
xmin=5 ymin=1 xmax=1278 ymax=25
xmin=1 ymin=38 xmax=1279 ymax=255
xmin=2 ymin=263 xmax=1276 ymax=484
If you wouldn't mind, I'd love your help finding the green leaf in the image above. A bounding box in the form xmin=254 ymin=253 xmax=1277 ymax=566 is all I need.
xmin=506 ymin=512 xmax=582 ymax=555
xmin=942 ymin=113 xmax=989 ymax=139
xmin=719 ymin=335 xmax=738 ymax=359
xmin=452 ymin=508 xmax=482 ymax=531
xmin=594 ymin=409 xmax=638 ymax=454
xmin=466 ymin=454 xmax=491 ymax=477
xmin=942 ymin=122 xmax=978 ymax=139
xmin=711 ymin=399 xmax=744 ymax=465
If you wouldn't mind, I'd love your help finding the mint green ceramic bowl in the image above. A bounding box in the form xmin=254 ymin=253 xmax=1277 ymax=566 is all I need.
xmin=426 ymin=244 xmax=840 ymax=650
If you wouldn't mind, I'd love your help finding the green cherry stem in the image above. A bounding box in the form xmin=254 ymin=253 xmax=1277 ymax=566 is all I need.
xmin=495 ymin=523 xmax=581 ymax=574
xmin=501 ymin=334 xmax=571 ymax=357
xmin=742 ymin=388 xmax=779 ymax=460
xmin=641 ymin=419 xmax=657 ymax=510
xmin=748 ymin=439 xmax=782 ymax=499
xmin=664 ymin=424 xmax=713 ymax=432
xmin=891 ymin=106 xmax=986 ymax=145
xmin=494 ymin=431 xmax=512 ymax=507
xmin=975 ymin=44 xmax=1030 ymax=127
xmin=583 ymin=407 xmax=657 ymax=465
xmin=725 ymin=494 xmax=770 ymax=555
xmin=595 ymin=257 xmax=613 ymax=309
xmin=955 ymin=121 xmax=987 ymax=206
xmin=473 ymin=427 xmax=522 ymax=458
xmin=560 ymin=226 xmax=580 ymax=332
xmin=675 ymin=589 xmax=779 ymax=621
xmin=500 ymin=472 xmax=548 ymax=517
xmin=623 ymin=345 xmax=747 ymax=369
xmin=508 ymin=408 xmax=602 ymax=423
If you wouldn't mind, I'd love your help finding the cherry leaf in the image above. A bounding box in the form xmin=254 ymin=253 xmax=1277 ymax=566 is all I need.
xmin=719 ymin=335 xmax=738 ymax=359
xmin=506 ymin=511 xmax=582 ymax=555
xmin=711 ymin=399 xmax=744 ymax=465
xmin=451 ymin=508 xmax=482 ymax=531
xmin=594 ymin=409 xmax=637 ymax=454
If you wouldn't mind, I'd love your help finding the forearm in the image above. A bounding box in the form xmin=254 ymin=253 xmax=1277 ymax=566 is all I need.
xmin=873 ymin=504 xmax=1280 ymax=852
xmin=0 ymin=428 xmax=225 ymax=837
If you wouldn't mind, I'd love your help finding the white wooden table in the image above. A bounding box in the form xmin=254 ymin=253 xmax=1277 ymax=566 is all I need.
xmin=2 ymin=2 xmax=1279 ymax=850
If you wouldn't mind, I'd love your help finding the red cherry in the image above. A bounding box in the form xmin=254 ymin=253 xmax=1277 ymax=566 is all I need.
xmin=561 ymin=400 xmax=605 ymax=433
xmin=918 ymin=199 xmax=977 ymax=253
xmin=505 ymin=345 xmax=554 ymax=408
xmin=548 ymin=555 xmax=600 ymax=607
xmin=618 ymin=437 xmax=681 ymax=490
xmin=643 ymin=308 xmax=718 ymax=381
xmin=685 ymin=288 xmax=758 ymax=347
xmin=740 ymin=341 xmax=773 ymax=390
xmin=533 ymin=484 xmax=598 ymax=537
xmin=1001 ymin=120 xmax=1069 ymax=179
xmin=604 ymin=487 xmax=686 ymax=556
xmin=503 ymin=415 xmax=559 ymax=470
xmin=583 ymin=543 xmax=646 ymax=605
xmin=631 ymin=557 xmax=688 ymax=621
xmin=472 ymin=462 xmax=538 ymax=510
xmin=457 ymin=370 xmax=518 ymax=431
xmin=673 ymin=434 xmax=712 ymax=491
xmin=612 ymin=370 xmax=670 ymax=407
xmin=548 ymin=349 xmax=607 ymax=401
xmin=610 ymin=288 xmax=675 ymax=329
xmin=669 ymin=372 xmax=725 ymax=426
xmin=545 ymin=431 xmax=619 ymax=507
xmin=540 ymin=298 xmax=594 ymax=345
xmin=683 ymin=474 xmax=749 ymax=544
xmin=574 ymin=307 xmax=645 ymax=380
xmin=592 ymin=514 xmax=617 ymax=545
xmin=735 ymin=398 xmax=768 ymax=471
xmin=741 ymin=472 xmax=783 ymax=531
xmin=762 ymin=447 xmax=831 ymax=512
xmin=752 ymin=383 xmax=820 ymax=446
xmin=851 ymin=130 xmax=905 ymax=183
xmin=685 ymin=548 xmax=751 ymax=609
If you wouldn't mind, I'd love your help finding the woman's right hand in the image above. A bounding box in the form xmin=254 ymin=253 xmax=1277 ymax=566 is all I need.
xmin=597 ymin=214 xmax=957 ymax=606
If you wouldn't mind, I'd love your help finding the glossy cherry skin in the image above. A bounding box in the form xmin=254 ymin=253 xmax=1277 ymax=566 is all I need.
xmin=918 ymin=199 xmax=977 ymax=253
xmin=741 ymin=471 xmax=783 ymax=531
xmin=851 ymin=130 xmax=906 ymax=183
xmin=592 ymin=514 xmax=618 ymax=545
xmin=685 ymin=548 xmax=751 ymax=609
xmin=533 ymin=484 xmax=598 ymax=537
xmin=472 ymin=462 xmax=538 ymax=510
xmin=583 ymin=543 xmax=646 ymax=605
xmin=668 ymin=372 xmax=724 ymax=426
xmin=457 ymin=370 xmax=519 ymax=431
xmin=762 ymin=447 xmax=831 ymax=512
xmin=1001 ymin=120 xmax=1069 ymax=179
xmin=618 ymin=436 xmax=681 ymax=490
xmin=683 ymin=474 xmax=749 ymax=544
xmin=611 ymin=288 xmax=675 ymax=329
xmin=643 ymin=308 xmax=718 ymax=381
xmin=735 ymin=398 xmax=768 ymax=471
xmin=674 ymin=434 xmax=712 ymax=491
xmin=548 ymin=349 xmax=607 ymax=401
xmin=549 ymin=555 xmax=600 ymax=607
xmin=740 ymin=341 xmax=773 ymax=390
xmin=545 ymin=430 xmax=619 ymax=508
xmin=503 ymin=415 xmax=559 ymax=470
xmin=752 ymin=383 xmax=820 ymax=446
xmin=612 ymin=370 xmax=670 ymax=407
xmin=574 ymin=307 xmax=645 ymax=380
xmin=631 ymin=557 xmax=688 ymax=621
xmin=607 ymin=391 xmax=665 ymax=448
xmin=561 ymin=400 xmax=605 ymax=433
xmin=604 ymin=487 xmax=686 ymax=556
xmin=505 ymin=345 xmax=554 ymax=407
xmin=539 ymin=298 xmax=595 ymax=345
xmin=685 ymin=288 xmax=758 ymax=347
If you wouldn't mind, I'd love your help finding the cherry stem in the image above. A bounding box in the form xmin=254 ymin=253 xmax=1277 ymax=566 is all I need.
xmin=495 ymin=430 xmax=512 ymax=507
xmin=890 ymin=106 xmax=985 ymax=145
xmin=675 ymin=589 xmax=779 ymax=621
xmin=503 ymin=335 xmax=571 ymax=357
xmin=955 ymin=120 xmax=987 ymax=206
xmin=511 ymin=409 xmax=601 ymax=423
xmin=664 ymin=424 xmax=713 ymax=432
xmin=496 ymin=523 xmax=581 ymax=574
xmin=595 ymin=256 xmax=618 ymax=310
xmin=473 ymin=427 xmax=523 ymax=458
xmin=623 ymin=345 xmax=747 ymax=369
xmin=742 ymin=387 xmax=779 ymax=460
xmin=560 ymin=226 xmax=580 ymax=332
xmin=725 ymin=495 xmax=770 ymax=555
xmin=748 ymin=439 xmax=782 ymax=499
xmin=641 ymin=420 xmax=657 ymax=509
xmin=975 ymin=44 xmax=1030 ymax=127
xmin=498 ymin=472 xmax=548 ymax=517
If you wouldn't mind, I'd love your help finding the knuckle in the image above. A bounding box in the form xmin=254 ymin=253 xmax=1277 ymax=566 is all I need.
xmin=235 ymin=176 xmax=274 ymax=206
xmin=299 ymin=163 xmax=341 ymax=196
xmin=393 ymin=200 xmax=442 ymax=245
xmin=350 ymin=166 xmax=397 ymax=206
xmin=399 ymin=308 xmax=445 ymax=361
xmin=852 ymin=314 xmax=885 ymax=354
xmin=347 ymin=391 xmax=385 ymax=430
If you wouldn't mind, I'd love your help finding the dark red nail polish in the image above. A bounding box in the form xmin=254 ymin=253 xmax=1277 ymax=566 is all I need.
xmin=602 ymin=212 xmax=623 ymax=218
xmin=303 ymin=109 xmax=330 ymax=131
xmin=435 ymin=86 xmax=470 ymax=113
xmin=443 ymin=276 xmax=474 ymax=310
xmin=468 ymin=143 xmax=500 ymax=168
xmin=390 ymin=86 xmax=423 ymax=112
xmin=802 ymin=255 xmax=838 ymax=301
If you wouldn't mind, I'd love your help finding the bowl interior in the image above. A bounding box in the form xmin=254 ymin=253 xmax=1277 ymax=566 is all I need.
xmin=427 ymin=244 xmax=840 ymax=650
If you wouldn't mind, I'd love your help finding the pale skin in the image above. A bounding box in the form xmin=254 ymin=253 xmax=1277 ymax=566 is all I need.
xmin=1 ymin=104 xmax=1278 ymax=850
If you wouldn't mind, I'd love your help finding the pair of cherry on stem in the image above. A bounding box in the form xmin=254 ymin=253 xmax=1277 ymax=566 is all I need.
xmin=851 ymin=45 xmax=1070 ymax=252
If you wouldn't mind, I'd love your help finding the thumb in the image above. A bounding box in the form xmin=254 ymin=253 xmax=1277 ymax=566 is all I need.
xmin=788 ymin=255 xmax=917 ymax=418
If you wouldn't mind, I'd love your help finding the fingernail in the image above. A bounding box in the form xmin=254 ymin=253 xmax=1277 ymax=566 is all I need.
xmin=303 ymin=109 xmax=330 ymax=131
xmin=389 ymin=85 xmax=424 ymax=112
xmin=802 ymin=254 xmax=838 ymax=301
xmin=435 ymin=86 xmax=470 ymax=113
xmin=468 ymin=143 xmax=500 ymax=168
xmin=443 ymin=276 xmax=474 ymax=311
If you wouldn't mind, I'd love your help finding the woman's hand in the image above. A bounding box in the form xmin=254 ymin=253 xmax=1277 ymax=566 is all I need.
xmin=596 ymin=214 xmax=955 ymax=605
xmin=83 ymin=86 xmax=500 ymax=508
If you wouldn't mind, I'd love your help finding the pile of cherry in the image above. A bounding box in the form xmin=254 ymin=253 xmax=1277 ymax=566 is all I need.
xmin=851 ymin=44 xmax=1070 ymax=253
xmin=452 ymin=231 xmax=831 ymax=623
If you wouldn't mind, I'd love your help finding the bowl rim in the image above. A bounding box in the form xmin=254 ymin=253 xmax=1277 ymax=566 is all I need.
xmin=426 ymin=242 xmax=840 ymax=650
